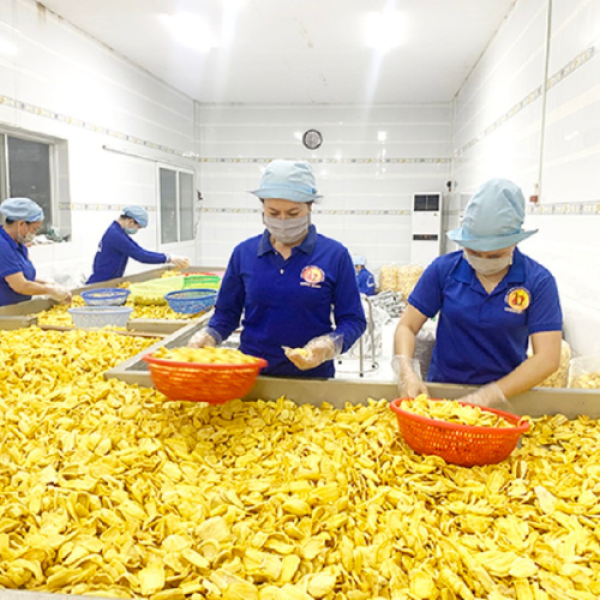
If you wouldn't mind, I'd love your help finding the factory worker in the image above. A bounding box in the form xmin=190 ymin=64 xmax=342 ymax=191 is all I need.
xmin=87 ymin=205 xmax=190 ymax=284
xmin=353 ymin=255 xmax=376 ymax=296
xmin=0 ymin=198 xmax=72 ymax=306
xmin=394 ymin=178 xmax=562 ymax=407
xmin=189 ymin=159 xmax=367 ymax=378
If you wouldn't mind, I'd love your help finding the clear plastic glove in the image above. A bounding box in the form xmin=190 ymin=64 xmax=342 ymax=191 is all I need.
xmin=47 ymin=283 xmax=72 ymax=304
xmin=458 ymin=383 xmax=514 ymax=411
xmin=393 ymin=354 xmax=428 ymax=398
xmin=188 ymin=329 xmax=219 ymax=349
xmin=283 ymin=334 xmax=342 ymax=371
xmin=168 ymin=255 xmax=190 ymax=271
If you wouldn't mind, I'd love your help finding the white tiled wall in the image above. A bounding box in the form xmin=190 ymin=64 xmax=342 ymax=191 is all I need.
xmin=0 ymin=0 xmax=198 ymax=283
xmin=449 ymin=0 xmax=600 ymax=355
xmin=195 ymin=104 xmax=452 ymax=271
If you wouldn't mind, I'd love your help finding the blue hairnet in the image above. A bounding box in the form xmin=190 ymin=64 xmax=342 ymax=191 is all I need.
xmin=0 ymin=197 xmax=44 ymax=222
xmin=122 ymin=205 xmax=148 ymax=228
xmin=352 ymin=255 xmax=366 ymax=266
xmin=250 ymin=160 xmax=323 ymax=203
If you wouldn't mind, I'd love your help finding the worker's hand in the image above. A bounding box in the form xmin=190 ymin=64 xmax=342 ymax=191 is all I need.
xmin=47 ymin=283 xmax=72 ymax=304
xmin=188 ymin=329 xmax=217 ymax=349
xmin=458 ymin=383 xmax=514 ymax=411
xmin=283 ymin=335 xmax=340 ymax=371
xmin=168 ymin=255 xmax=190 ymax=271
xmin=393 ymin=354 xmax=428 ymax=398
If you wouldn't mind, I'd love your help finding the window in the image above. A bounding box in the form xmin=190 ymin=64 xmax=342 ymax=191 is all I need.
xmin=0 ymin=134 xmax=53 ymax=233
xmin=159 ymin=167 xmax=195 ymax=244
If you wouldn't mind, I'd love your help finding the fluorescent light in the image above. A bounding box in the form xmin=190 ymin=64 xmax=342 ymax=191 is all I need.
xmin=0 ymin=37 xmax=18 ymax=56
xmin=159 ymin=13 xmax=216 ymax=52
xmin=365 ymin=11 xmax=405 ymax=52
xmin=378 ymin=131 xmax=387 ymax=142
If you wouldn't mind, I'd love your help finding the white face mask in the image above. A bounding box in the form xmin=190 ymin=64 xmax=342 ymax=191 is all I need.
xmin=464 ymin=250 xmax=513 ymax=276
xmin=18 ymin=225 xmax=36 ymax=245
xmin=263 ymin=213 xmax=310 ymax=245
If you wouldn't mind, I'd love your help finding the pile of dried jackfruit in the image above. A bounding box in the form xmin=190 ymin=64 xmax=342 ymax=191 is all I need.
xmin=400 ymin=395 xmax=514 ymax=428
xmin=36 ymin=295 xmax=197 ymax=326
xmin=154 ymin=347 xmax=260 ymax=365
xmin=1 ymin=327 xmax=600 ymax=599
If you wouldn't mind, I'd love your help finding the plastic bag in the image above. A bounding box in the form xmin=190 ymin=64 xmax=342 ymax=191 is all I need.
xmin=569 ymin=355 xmax=600 ymax=389
xmin=414 ymin=322 xmax=437 ymax=381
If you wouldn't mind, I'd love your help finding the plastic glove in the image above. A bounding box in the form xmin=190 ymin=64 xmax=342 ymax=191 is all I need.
xmin=393 ymin=354 xmax=428 ymax=398
xmin=458 ymin=383 xmax=514 ymax=411
xmin=168 ymin=255 xmax=190 ymax=271
xmin=283 ymin=334 xmax=342 ymax=371
xmin=188 ymin=329 xmax=219 ymax=349
xmin=47 ymin=283 xmax=72 ymax=304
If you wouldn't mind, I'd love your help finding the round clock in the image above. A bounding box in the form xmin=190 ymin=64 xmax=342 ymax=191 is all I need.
xmin=302 ymin=129 xmax=323 ymax=150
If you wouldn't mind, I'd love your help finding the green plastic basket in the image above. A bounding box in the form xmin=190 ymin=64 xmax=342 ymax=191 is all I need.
xmin=129 ymin=276 xmax=185 ymax=306
xmin=183 ymin=275 xmax=221 ymax=290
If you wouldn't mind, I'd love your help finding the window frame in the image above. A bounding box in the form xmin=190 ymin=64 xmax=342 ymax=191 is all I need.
xmin=157 ymin=164 xmax=195 ymax=246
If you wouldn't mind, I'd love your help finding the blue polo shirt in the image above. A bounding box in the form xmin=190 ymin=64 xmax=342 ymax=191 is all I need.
xmin=0 ymin=227 xmax=37 ymax=306
xmin=357 ymin=268 xmax=376 ymax=295
xmin=208 ymin=225 xmax=367 ymax=378
xmin=408 ymin=249 xmax=562 ymax=385
xmin=87 ymin=221 xmax=168 ymax=284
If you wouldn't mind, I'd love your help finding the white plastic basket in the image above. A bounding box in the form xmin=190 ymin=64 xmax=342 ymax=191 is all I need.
xmin=68 ymin=306 xmax=133 ymax=329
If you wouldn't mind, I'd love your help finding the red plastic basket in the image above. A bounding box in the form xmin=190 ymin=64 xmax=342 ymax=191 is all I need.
xmin=389 ymin=398 xmax=529 ymax=467
xmin=143 ymin=354 xmax=268 ymax=404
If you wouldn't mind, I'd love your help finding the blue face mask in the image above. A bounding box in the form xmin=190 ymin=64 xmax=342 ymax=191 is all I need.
xmin=125 ymin=227 xmax=138 ymax=235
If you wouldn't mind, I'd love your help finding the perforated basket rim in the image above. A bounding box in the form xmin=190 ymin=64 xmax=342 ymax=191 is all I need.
xmin=390 ymin=398 xmax=530 ymax=435
xmin=81 ymin=288 xmax=131 ymax=298
xmin=68 ymin=306 xmax=134 ymax=314
xmin=164 ymin=288 xmax=218 ymax=300
xmin=143 ymin=354 xmax=268 ymax=371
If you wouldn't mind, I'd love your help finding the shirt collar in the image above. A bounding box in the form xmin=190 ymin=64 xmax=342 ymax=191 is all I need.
xmin=257 ymin=224 xmax=317 ymax=257
xmin=452 ymin=247 xmax=526 ymax=286
xmin=0 ymin=226 xmax=21 ymax=251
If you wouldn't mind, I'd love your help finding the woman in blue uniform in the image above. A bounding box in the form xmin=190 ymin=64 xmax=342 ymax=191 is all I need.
xmin=87 ymin=205 xmax=190 ymax=283
xmin=189 ymin=160 xmax=367 ymax=378
xmin=353 ymin=255 xmax=376 ymax=296
xmin=394 ymin=179 xmax=562 ymax=406
xmin=0 ymin=198 xmax=71 ymax=306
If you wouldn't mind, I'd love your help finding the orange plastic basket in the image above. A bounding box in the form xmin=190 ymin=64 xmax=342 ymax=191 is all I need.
xmin=389 ymin=398 xmax=529 ymax=467
xmin=143 ymin=354 xmax=268 ymax=404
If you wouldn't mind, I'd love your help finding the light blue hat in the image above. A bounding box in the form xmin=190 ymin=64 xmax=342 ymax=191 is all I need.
xmin=250 ymin=160 xmax=323 ymax=203
xmin=0 ymin=197 xmax=44 ymax=222
xmin=352 ymin=255 xmax=366 ymax=266
xmin=122 ymin=205 xmax=148 ymax=228
xmin=446 ymin=178 xmax=537 ymax=251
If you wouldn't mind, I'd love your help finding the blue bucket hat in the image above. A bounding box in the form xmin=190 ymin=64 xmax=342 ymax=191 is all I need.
xmin=250 ymin=160 xmax=323 ymax=203
xmin=122 ymin=205 xmax=149 ymax=228
xmin=0 ymin=197 xmax=44 ymax=222
xmin=446 ymin=178 xmax=537 ymax=251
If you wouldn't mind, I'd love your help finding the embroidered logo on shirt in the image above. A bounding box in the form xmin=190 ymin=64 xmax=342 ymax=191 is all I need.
xmin=300 ymin=265 xmax=325 ymax=288
xmin=505 ymin=287 xmax=531 ymax=313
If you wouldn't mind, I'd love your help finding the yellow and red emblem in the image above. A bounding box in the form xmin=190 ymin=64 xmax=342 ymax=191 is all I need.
xmin=301 ymin=265 xmax=325 ymax=286
xmin=506 ymin=287 xmax=530 ymax=313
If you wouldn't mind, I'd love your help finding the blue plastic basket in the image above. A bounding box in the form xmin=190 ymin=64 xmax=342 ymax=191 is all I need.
xmin=164 ymin=288 xmax=218 ymax=314
xmin=68 ymin=306 xmax=133 ymax=328
xmin=80 ymin=288 xmax=131 ymax=307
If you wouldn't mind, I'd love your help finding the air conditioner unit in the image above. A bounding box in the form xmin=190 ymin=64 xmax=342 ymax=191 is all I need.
xmin=410 ymin=193 xmax=442 ymax=266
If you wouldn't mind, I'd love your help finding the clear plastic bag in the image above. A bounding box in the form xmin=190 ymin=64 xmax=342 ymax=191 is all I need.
xmin=414 ymin=322 xmax=437 ymax=381
xmin=569 ymin=355 xmax=600 ymax=389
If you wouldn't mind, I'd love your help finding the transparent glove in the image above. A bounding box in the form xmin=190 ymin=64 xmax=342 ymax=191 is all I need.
xmin=47 ymin=283 xmax=72 ymax=304
xmin=393 ymin=354 xmax=428 ymax=398
xmin=458 ymin=383 xmax=514 ymax=411
xmin=168 ymin=255 xmax=190 ymax=271
xmin=283 ymin=333 xmax=343 ymax=371
xmin=188 ymin=328 xmax=220 ymax=349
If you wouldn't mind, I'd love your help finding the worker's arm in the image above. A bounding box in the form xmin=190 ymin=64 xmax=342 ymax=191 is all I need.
xmin=393 ymin=305 xmax=429 ymax=397
xmin=495 ymin=330 xmax=562 ymax=398
xmin=117 ymin=230 xmax=168 ymax=264
xmin=5 ymin=272 xmax=71 ymax=302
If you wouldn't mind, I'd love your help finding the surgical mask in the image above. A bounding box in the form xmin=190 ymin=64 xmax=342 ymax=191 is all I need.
xmin=263 ymin=213 xmax=310 ymax=245
xmin=125 ymin=227 xmax=138 ymax=235
xmin=17 ymin=227 xmax=36 ymax=245
xmin=464 ymin=250 xmax=513 ymax=275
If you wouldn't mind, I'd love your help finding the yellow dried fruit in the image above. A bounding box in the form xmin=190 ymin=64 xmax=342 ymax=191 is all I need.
xmin=154 ymin=346 xmax=260 ymax=364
